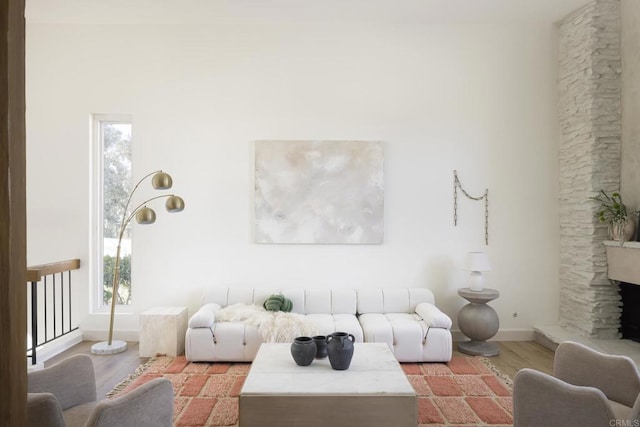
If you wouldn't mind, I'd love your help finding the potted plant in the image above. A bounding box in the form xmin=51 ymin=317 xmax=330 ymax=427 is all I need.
xmin=590 ymin=190 xmax=637 ymax=241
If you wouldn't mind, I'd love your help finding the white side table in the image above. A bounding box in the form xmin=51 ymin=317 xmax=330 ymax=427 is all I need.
xmin=139 ymin=307 xmax=188 ymax=357
xmin=457 ymin=288 xmax=500 ymax=357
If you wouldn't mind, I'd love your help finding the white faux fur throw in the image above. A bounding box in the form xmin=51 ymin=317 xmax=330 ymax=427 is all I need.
xmin=216 ymin=303 xmax=319 ymax=343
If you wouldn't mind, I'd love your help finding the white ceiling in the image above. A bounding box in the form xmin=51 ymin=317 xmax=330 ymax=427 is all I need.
xmin=26 ymin=0 xmax=594 ymax=25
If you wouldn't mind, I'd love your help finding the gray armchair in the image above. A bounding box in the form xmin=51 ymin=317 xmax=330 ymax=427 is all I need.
xmin=28 ymin=354 xmax=174 ymax=427
xmin=513 ymin=341 xmax=640 ymax=427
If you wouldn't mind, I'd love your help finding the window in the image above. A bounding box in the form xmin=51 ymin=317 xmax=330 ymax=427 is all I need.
xmin=92 ymin=115 xmax=132 ymax=310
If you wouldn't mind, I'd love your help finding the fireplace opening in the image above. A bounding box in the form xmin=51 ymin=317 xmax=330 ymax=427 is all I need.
xmin=620 ymin=282 xmax=640 ymax=342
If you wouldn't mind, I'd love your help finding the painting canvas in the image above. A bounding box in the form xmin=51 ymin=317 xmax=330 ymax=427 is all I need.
xmin=255 ymin=140 xmax=384 ymax=244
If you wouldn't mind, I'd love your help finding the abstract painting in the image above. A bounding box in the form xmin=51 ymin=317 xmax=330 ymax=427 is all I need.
xmin=255 ymin=140 xmax=384 ymax=244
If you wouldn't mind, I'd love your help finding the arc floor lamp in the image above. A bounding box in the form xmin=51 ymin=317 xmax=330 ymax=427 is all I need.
xmin=91 ymin=170 xmax=185 ymax=355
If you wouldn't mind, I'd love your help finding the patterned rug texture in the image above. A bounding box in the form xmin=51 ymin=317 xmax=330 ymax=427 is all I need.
xmin=110 ymin=355 xmax=513 ymax=427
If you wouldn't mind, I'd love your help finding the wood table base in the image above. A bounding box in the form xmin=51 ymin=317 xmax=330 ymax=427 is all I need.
xmin=240 ymin=394 xmax=416 ymax=427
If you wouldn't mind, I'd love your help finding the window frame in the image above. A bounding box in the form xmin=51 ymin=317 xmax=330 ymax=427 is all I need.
xmin=90 ymin=114 xmax=134 ymax=314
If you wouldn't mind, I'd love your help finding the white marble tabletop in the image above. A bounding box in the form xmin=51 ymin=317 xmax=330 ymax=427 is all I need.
xmin=241 ymin=343 xmax=415 ymax=396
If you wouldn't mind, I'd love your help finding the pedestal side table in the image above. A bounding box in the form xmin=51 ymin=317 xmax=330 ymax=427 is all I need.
xmin=457 ymin=288 xmax=500 ymax=357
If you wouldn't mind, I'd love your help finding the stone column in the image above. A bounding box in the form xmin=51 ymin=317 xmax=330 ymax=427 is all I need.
xmin=558 ymin=0 xmax=622 ymax=339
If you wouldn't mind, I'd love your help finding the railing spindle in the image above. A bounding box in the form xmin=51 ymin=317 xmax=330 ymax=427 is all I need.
xmin=44 ymin=276 xmax=48 ymax=343
xmin=30 ymin=281 xmax=38 ymax=365
xmin=68 ymin=270 xmax=72 ymax=332
xmin=53 ymin=273 xmax=56 ymax=337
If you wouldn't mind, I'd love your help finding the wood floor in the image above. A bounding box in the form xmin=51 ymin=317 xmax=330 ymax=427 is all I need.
xmin=471 ymin=341 xmax=554 ymax=378
xmin=48 ymin=340 xmax=554 ymax=400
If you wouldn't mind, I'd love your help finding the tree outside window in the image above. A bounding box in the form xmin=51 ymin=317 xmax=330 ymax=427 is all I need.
xmin=101 ymin=122 xmax=132 ymax=306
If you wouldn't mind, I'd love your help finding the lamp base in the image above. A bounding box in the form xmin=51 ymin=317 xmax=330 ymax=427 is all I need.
xmin=91 ymin=340 xmax=127 ymax=355
xmin=468 ymin=271 xmax=484 ymax=292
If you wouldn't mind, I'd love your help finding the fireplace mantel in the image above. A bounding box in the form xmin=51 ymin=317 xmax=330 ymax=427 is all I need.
xmin=604 ymin=241 xmax=640 ymax=285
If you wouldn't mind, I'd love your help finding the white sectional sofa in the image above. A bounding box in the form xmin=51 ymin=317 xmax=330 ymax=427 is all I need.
xmin=185 ymin=287 xmax=452 ymax=363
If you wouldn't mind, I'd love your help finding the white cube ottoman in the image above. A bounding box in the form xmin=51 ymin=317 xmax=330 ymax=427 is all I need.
xmin=139 ymin=307 xmax=188 ymax=357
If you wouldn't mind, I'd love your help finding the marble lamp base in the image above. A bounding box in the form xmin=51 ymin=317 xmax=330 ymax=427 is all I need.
xmin=91 ymin=340 xmax=128 ymax=355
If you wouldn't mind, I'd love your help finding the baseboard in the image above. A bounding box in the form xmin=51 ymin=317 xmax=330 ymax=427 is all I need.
xmin=81 ymin=329 xmax=139 ymax=342
xmin=452 ymin=329 xmax=535 ymax=342
xmin=27 ymin=330 xmax=83 ymax=366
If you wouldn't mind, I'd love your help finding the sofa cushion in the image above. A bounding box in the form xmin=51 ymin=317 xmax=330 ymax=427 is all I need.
xmin=357 ymin=288 xmax=436 ymax=314
xmin=306 ymin=314 xmax=364 ymax=342
xmin=211 ymin=322 xmax=263 ymax=361
xmin=227 ymin=288 xmax=255 ymax=306
xmin=358 ymin=312 xmax=452 ymax=362
xmin=359 ymin=313 xmax=427 ymax=360
xmin=280 ymin=289 xmax=306 ymax=314
xmin=330 ymin=289 xmax=358 ymax=314
xmin=202 ymin=288 xmax=250 ymax=306
xmin=305 ymin=289 xmax=333 ymax=314
xmin=303 ymin=288 xmax=357 ymax=315
xmin=204 ymin=287 xmax=358 ymax=315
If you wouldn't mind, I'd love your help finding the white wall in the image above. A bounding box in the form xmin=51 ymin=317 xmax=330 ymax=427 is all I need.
xmin=26 ymin=2 xmax=563 ymax=340
xmin=621 ymin=0 xmax=640 ymax=211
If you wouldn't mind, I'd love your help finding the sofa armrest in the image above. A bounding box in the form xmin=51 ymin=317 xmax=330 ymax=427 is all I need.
xmin=415 ymin=302 xmax=452 ymax=329
xmin=188 ymin=303 xmax=221 ymax=328
xmin=28 ymin=354 xmax=97 ymax=410
xmin=513 ymin=368 xmax=614 ymax=427
xmin=27 ymin=393 xmax=65 ymax=427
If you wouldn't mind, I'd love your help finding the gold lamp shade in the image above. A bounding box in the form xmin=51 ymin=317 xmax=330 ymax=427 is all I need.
xmin=152 ymin=172 xmax=173 ymax=190
xmin=135 ymin=207 xmax=157 ymax=224
xmin=166 ymin=195 xmax=185 ymax=212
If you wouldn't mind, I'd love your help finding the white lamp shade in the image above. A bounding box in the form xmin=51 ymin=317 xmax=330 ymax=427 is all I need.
xmin=464 ymin=252 xmax=491 ymax=272
xmin=464 ymin=252 xmax=491 ymax=291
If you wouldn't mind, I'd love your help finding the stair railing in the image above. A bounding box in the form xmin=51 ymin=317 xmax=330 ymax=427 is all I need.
xmin=27 ymin=259 xmax=81 ymax=365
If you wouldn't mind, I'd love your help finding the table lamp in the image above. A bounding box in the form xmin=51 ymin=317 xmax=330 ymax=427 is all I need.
xmin=464 ymin=251 xmax=491 ymax=292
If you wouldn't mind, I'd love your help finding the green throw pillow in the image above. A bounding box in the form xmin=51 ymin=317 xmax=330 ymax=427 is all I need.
xmin=263 ymin=294 xmax=293 ymax=312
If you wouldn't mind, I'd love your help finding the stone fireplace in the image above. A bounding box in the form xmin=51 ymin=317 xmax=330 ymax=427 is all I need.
xmin=605 ymin=242 xmax=640 ymax=340
xmin=620 ymin=282 xmax=640 ymax=341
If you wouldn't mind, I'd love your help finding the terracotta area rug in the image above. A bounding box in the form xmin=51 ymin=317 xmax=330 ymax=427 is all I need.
xmin=110 ymin=355 xmax=513 ymax=427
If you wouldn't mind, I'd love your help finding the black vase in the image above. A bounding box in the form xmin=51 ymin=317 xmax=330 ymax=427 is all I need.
xmin=326 ymin=332 xmax=355 ymax=370
xmin=312 ymin=335 xmax=327 ymax=359
xmin=290 ymin=336 xmax=315 ymax=366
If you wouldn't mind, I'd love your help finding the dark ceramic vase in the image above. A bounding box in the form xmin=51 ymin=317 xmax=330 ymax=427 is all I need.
xmin=326 ymin=332 xmax=355 ymax=370
xmin=312 ymin=335 xmax=327 ymax=359
xmin=291 ymin=336 xmax=315 ymax=366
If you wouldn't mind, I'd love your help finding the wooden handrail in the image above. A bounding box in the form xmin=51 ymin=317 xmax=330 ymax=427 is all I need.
xmin=27 ymin=259 xmax=80 ymax=282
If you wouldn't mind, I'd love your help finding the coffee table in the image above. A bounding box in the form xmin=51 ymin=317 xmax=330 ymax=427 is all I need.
xmin=239 ymin=342 xmax=417 ymax=427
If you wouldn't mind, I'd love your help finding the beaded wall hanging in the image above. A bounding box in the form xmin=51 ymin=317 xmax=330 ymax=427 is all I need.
xmin=453 ymin=170 xmax=489 ymax=245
